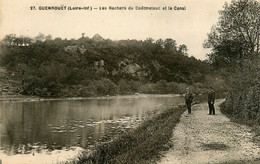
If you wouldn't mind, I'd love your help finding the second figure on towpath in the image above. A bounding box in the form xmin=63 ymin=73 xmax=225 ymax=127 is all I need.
xmin=208 ymin=86 xmax=215 ymax=115
xmin=185 ymin=88 xmax=194 ymax=114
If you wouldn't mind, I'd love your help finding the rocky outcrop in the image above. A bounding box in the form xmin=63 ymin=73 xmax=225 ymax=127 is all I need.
xmin=93 ymin=60 xmax=106 ymax=74
xmin=78 ymin=45 xmax=87 ymax=54
xmin=116 ymin=59 xmax=149 ymax=80
xmin=122 ymin=63 xmax=141 ymax=75
xmin=64 ymin=45 xmax=78 ymax=54
xmin=64 ymin=45 xmax=86 ymax=54
xmin=151 ymin=60 xmax=162 ymax=71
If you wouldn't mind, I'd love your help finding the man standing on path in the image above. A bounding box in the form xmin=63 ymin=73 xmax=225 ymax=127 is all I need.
xmin=185 ymin=88 xmax=193 ymax=114
xmin=208 ymin=86 xmax=215 ymax=115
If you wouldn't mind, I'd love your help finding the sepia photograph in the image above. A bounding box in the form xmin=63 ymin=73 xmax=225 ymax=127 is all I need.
xmin=0 ymin=0 xmax=260 ymax=163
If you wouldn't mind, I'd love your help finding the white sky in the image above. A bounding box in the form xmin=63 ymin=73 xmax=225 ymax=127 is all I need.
xmin=0 ymin=0 xmax=231 ymax=60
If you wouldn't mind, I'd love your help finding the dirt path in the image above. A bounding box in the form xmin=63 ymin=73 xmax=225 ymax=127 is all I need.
xmin=159 ymin=100 xmax=260 ymax=164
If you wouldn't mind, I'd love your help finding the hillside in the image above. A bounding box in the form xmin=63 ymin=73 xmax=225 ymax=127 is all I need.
xmin=0 ymin=34 xmax=227 ymax=97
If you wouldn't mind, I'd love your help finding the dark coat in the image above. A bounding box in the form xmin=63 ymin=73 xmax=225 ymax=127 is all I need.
xmin=208 ymin=89 xmax=215 ymax=104
xmin=185 ymin=92 xmax=193 ymax=104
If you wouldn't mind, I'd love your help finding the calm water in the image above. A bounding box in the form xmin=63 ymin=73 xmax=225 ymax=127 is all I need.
xmin=0 ymin=94 xmax=184 ymax=156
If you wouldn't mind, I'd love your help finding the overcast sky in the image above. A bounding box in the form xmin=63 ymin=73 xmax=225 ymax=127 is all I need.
xmin=0 ymin=0 xmax=231 ymax=60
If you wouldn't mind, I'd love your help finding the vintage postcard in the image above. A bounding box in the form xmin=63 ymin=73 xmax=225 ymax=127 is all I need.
xmin=1 ymin=0 xmax=260 ymax=164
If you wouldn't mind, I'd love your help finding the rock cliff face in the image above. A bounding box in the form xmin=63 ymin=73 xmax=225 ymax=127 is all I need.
xmin=93 ymin=60 xmax=107 ymax=74
xmin=112 ymin=59 xmax=150 ymax=80
xmin=64 ymin=45 xmax=86 ymax=54
xmin=63 ymin=45 xmax=167 ymax=81
xmin=64 ymin=46 xmax=78 ymax=54
xmin=151 ymin=60 xmax=162 ymax=71
xmin=63 ymin=45 xmax=152 ymax=80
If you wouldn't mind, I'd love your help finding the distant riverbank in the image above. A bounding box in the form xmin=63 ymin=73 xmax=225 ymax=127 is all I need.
xmin=0 ymin=93 xmax=183 ymax=103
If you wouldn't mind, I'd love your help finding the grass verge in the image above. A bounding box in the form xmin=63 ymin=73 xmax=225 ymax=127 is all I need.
xmin=220 ymin=102 xmax=260 ymax=137
xmin=217 ymin=159 xmax=260 ymax=164
xmin=75 ymin=105 xmax=186 ymax=164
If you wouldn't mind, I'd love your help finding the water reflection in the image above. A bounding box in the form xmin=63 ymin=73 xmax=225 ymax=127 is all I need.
xmin=0 ymin=94 xmax=184 ymax=156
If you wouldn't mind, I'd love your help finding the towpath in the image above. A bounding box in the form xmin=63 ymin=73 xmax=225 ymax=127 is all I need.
xmin=159 ymin=100 xmax=260 ymax=164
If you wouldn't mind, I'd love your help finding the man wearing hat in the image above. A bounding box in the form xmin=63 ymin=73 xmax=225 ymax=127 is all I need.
xmin=185 ymin=88 xmax=193 ymax=114
xmin=208 ymin=86 xmax=215 ymax=115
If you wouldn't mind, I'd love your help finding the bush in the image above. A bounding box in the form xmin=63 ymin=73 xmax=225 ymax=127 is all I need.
xmin=221 ymin=59 xmax=260 ymax=125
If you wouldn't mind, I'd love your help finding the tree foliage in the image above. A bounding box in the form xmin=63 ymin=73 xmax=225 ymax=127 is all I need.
xmin=207 ymin=0 xmax=260 ymax=125
xmin=0 ymin=34 xmax=215 ymax=97
xmin=204 ymin=0 xmax=260 ymax=69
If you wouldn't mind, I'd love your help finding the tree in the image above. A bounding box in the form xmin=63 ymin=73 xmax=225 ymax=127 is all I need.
xmin=155 ymin=39 xmax=164 ymax=47
xmin=153 ymin=39 xmax=165 ymax=55
xmin=204 ymin=0 xmax=260 ymax=67
xmin=45 ymin=34 xmax=52 ymax=40
xmin=13 ymin=36 xmax=25 ymax=46
xmin=178 ymin=44 xmax=188 ymax=56
xmin=164 ymin=38 xmax=177 ymax=54
xmin=144 ymin=37 xmax=154 ymax=44
xmin=2 ymin=34 xmax=16 ymax=45
xmin=23 ymin=37 xmax=33 ymax=46
xmin=34 ymin=33 xmax=45 ymax=42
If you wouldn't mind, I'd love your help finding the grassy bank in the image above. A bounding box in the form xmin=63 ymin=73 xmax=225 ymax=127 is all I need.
xmin=74 ymin=104 xmax=186 ymax=164
xmin=220 ymin=102 xmax=260 ymax=135
xmin=218 ymin=159 xmax=260 ymax=164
